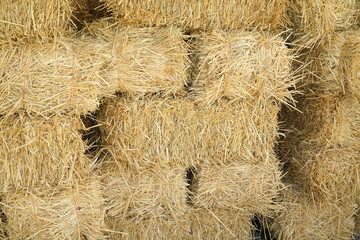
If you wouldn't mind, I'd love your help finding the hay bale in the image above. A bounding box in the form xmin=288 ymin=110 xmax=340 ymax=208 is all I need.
xmin=299 ymin=31 xmax=360 ymax=95
xmin=190 ymin=209 xmax=253 ymax=240
xmin=191 ymin=30 xmax=295 ymax=105
xmin=190 ymin=157 xmax=283 ymax=239
xmin=0 ymin=36 xmax=106 ymax=117
xmin=287 ymin=0 xmax=359 ymax=47
xmin=87 ymin=19 xmax=190 ymax=96
xmin=0 ymin=114 xmax=91 ymax=192
xmin=280 ymin=93 xmax=360 ymax=201
xmin=272 ymin=186 xmax=357 ymax=240
xmin=102 ymin=0 xmax=288 ymax=31
xmin=99 ymin=95 xmax=281 ymax=167
xmin=101 ymin=161 xmax=191 ymax=239
xmin=0 ymin=0 xmax=74 ymax=44
xmin=1 ymin=179 xmax=105 ymax=240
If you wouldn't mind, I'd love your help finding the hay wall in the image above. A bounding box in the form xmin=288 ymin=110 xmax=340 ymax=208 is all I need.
xmin=103 ymin=0 xmax=288 ymax=31
xmin=1 ymin=179 xmax=105 ymax=240
xmin=0 ymin=114 xmax=91 ymax=192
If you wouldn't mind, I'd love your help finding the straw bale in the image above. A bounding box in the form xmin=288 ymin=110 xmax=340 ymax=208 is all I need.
xmin=190 ymin=209 xmax=253 ymax=240
xmin=280 ymin=93 xmax=360 ymax=201
xmin=0 ymin=114 xmax=92 ymax=192
xmin=102 ymin=0 xmax=288 ymax=31
xmin=1 ymin=179 xmax=105 ymax=240
xmin=0 ymin=36 xmax=107 ymax=117
xmin=192 ymin=156 xmax=283 ymax=218
xmin=101 ymin=162 xmax=191 ymax=239
xmin=300 ymin=31 xmax=360 ymax=95
xmin=0 ymin=0 xmax=75 ymax=44
xmin=87 ymin=19 xmax=189 ymax=96
xmin=272 ymin=186 xmax=357 ymax=240
xmin=99 ymin=95 xmax=281 ymax=167
xmin=191 ymin=30 xmax=295 ymax=105
xmin=189 ymin=157 xmax=283 ymax=239
xmin=287 ymin=0 xmax=359 ymax=47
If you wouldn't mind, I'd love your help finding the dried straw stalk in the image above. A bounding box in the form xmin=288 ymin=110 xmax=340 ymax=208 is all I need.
xmin=272 ymin=186 xmax=357 ymax=240
xmin=103 ymin=0 xmax=288 ymax=31
xmin=287 ymin=0 xmax=359 ymax=47
xmin=87 ymin=19 xmax=190 ymax=96
xmin=99 ymin=95 xmax=281 ymax=168
xmin=0 ymin=36 xmax=106 ymax=117
xmin=190 ymin=157 xmax=283 ymax=239
xmin=1 ymin=179 xmax=105 ymax=240
xmin=101 ymin=161 xmax=191 ymax=239
xmin=280 ymin=93 xmax=360 ymax=202
xmin=0 ymin=0 xmax=75 ymax=44
xmin=192 ymin=30 xmax=295 ymax=106
xmin=299 ymin=31 xmax=360 ymax=95
xmin=0 ymin=114 xmax=91 ymax=192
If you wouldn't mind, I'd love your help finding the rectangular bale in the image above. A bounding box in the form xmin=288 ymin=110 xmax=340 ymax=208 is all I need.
xmin=0 ymin=114 xmax=91 ymax=192
xmin=298 ymin=31 xmax=360 ymax=95
xmin=1 ymin=179 xmax=105 ymax=240
xmin=271 ymin=186 xmax=357 ymax=240
xmin=101 ymin=162 xmax=191 ymax=239
xmin=0 ymin=0 xmax=74 ymax=44
xmin=103 ymin=0 xmax=288 ymax=31
xmin=287 ymin=0 xmax=359 ymax=47
xmin=99 ymin=96 xmax=281 ymax=167
xmin=0 ymin=36 xmax=106 ymax=117
xmin=88 ymin=19 xmax=190 ymax=96
xmin=191 ymin=30 xmax=294 ymax=105
xmin=189 ymin=156 xmax=283 ymax=239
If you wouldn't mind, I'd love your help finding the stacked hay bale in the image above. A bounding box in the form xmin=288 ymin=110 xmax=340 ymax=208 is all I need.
xmin=102 ymin=0 xmax=289 ymax=31
xmin=273 ymin=3 xmax=360 ymax=238
xmin=95 ymin=13 xmax=296 ymax=237
xmin=91 ymin=21 xmax=193 ymax=239
xmin=0 ymin=1 xmax=106 ymax=239
xmin=188 ymin=30 xmax=294 ymax=239
xmin=286 ymin=0 xmax=359 ymax=47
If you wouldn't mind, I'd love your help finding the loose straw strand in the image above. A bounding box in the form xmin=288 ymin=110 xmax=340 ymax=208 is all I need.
xmin=31 ymin=195 xmax=40 ymax=240
xmin=22 ymin=58 xmax=27 ymax=109
xmin=115 ymin=42 xmax=120 ymax=89
xmin=72 ymin=189 xmax=80 ymax=239
xmin=70 ymin=54 xmax=75 ymax=105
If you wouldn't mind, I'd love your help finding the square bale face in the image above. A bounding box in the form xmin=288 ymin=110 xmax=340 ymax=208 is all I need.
xmin=299 ymin=31 xmax=360 ymax=95
xmin=87 ymin=20 xmax=190 ymax=96
xmin=101 ymin=163 xmax=191 ymax=239
xmin=272 ymin=186 xmax=357 ymax=240
xmin=287 ymin=0 xmax=359 ymax=47
xmin=0 ymin=37 xmax=108 ymax=117
xmin=189 ymin=208 xmax=253 ymax=240
xmin=191 ymin=156 xmax=283 ymax=217
xmin=0 ymin=0 xmax=74 ymax=43
xmin=0 ymin=114 xmax=91 ymax=192
xmin=192 ymin=30 xmax=294 ymax=105
xmin=103 ymin=0 xmax=288 ymax=31
xmin=1 ymin=180 xmax=105 ymax=240
xmin=99 ymin=96 xmax=281 ymax=167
